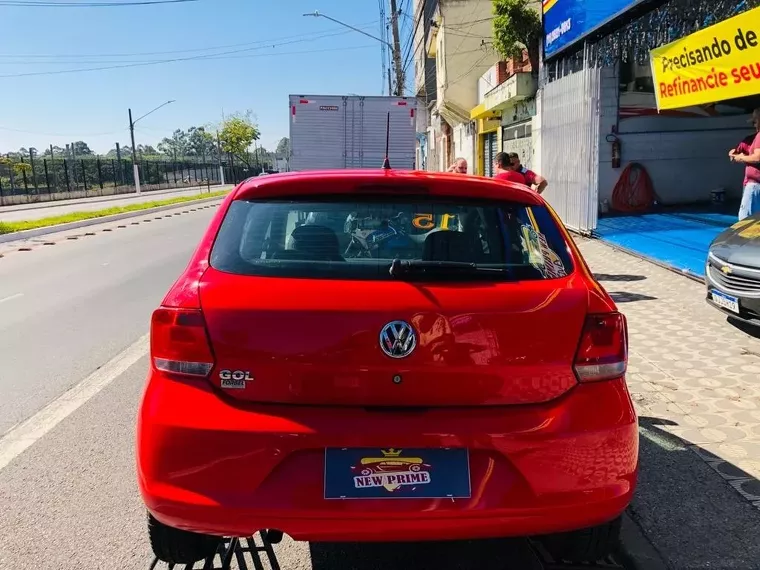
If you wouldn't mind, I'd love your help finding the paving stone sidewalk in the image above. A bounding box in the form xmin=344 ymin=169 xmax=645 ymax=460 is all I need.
xmin=579 ymin=238 xmax=760 ymax=570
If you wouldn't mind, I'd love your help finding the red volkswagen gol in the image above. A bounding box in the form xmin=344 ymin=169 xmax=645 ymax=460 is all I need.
xmin=137 ymin=169 xmax=638 ymax=564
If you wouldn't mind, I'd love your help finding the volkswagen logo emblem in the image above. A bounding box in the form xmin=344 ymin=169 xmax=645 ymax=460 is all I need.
xmin=379 ymin=321 xmax=417 ymax=359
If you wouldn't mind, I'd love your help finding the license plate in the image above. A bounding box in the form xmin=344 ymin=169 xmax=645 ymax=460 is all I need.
xmin=711 ymin=290 xmax=740 ymax=314
xmin=324 ymin=447 xmax=471 ymax=499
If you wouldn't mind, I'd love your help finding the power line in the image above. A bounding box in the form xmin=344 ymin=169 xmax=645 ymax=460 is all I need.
xmin=0 ymin=20 xmax=379 ymax=59
xmin=378 ymin=0 xmax=387 ymax=94
xmin=0 ymin=0 xmax=199 ymax=6
xmin=445 ymin=51 xmax=492 ymax=88
xmin=0 ymin=125 xmax=128 ymax=137
xmin=400 ymin=0 xmax=424 ymax=75
xmin=446 ymin=17 xmax=494 ymax=28
xmin=0 ymin=44 xmax=377 ymax=78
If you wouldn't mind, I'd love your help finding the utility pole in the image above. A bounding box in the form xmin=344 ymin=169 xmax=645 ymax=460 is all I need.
xmin=127 ymin=100 xmax=174 ymax=194
xmin=70 ymin=141 xmax=76 ymax=188
xmin=389 ymin=0 xmax=405 ymax=96
xmin=116 ymin=142 xmax=122 ymax=185
xmin=128 ymin=108 xmax=140 ymax=193
xmin=29 ymin=148 xmax=38 ymax=193
xmin=50 ymin=144 xmax=57 ymax=190
xmin=216 ymin=130 xmax=225 ymax=185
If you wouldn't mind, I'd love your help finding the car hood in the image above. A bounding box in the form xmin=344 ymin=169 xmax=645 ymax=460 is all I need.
xmin=709 ymin=214 xmax=760 ymax=268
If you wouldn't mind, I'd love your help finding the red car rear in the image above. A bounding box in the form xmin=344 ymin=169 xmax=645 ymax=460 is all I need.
xmin=137 ymin=170 xmax=638 ymax=564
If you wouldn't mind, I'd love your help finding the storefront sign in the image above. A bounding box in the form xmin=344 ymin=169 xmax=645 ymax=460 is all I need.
xmin=501 ymin=99 xmax=536 ymax=127
xmin=650 ymin=6 xmax=760 ymax=110
xmin=543 ymin=0 xmax=647 ymax=57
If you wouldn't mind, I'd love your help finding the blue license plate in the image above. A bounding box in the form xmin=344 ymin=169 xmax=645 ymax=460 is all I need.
xmin=324 ymin=447 xmax=471 ymax=499
xmin=711 ymin=290 xmax=740 ymax=314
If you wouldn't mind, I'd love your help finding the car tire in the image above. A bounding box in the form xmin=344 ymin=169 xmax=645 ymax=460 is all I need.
xmin=148 ymin=513 xmax=223 ymax=564
xmin=541 ymin=516 xmax=622 ymax=563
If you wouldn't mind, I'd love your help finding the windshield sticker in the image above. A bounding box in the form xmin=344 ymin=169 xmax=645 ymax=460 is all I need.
xmin=520 ymin=224 xmax=546 ymax=274
xmin=411 ymin=213 xmax=459 ymax=231
xmin=536 ymin=231 xmax=567 ymax=278
xmin=526 ymin=207 xmax=541 ymax=233
xmin=520 ymin=224 xmax=567 ymax=278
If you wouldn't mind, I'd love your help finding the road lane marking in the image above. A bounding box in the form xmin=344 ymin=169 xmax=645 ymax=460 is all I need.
xmin=0 ymin=293 xmax=24 ymax=304
xmin=0 ymin=333 xmax=149 ymax=472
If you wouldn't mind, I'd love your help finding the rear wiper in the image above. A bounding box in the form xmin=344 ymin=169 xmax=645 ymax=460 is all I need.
xmin=389 ymin=259 xmax=508 ymax=278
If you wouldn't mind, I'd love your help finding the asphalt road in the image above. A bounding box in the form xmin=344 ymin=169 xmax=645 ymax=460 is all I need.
xmin=0 ymin=205 xmax=636 ymax=570
xmin=0 ymin=204 xmax=219 ymax=434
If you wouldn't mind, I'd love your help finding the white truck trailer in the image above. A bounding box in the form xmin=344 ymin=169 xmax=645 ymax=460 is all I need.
xmin=288 ymin=94 xmax=417 ymax=171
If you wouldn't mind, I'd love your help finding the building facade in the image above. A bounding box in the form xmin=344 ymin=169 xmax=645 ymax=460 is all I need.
xmin=420 ymin=0 xmax=498 ymax=172
xmin=413 ymin=0 xmax=438 ymax=171
xmin=470 ymin=52 xmax=538 ymax=176
xmin=538 ymin=0 xmax=760 ymax=233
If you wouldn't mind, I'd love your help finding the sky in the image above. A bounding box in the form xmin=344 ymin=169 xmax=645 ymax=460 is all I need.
xmin=0 ymin=0 xmax=416 ymax=155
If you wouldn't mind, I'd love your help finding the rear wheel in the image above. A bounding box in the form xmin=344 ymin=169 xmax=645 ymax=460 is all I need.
xmin=541 ymin=516 xmax=622 ymax=563
xmin=148 ymin=513 xmax=223 ymax=564
xmin=263 ymin=529 xmax=284 ymax=544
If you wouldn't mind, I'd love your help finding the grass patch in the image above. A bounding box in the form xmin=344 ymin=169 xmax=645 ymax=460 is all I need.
xmin=0 ymin=190 xmax=229 ymax=235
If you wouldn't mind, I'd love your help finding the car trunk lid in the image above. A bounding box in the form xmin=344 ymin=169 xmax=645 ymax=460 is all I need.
xmin=200 ymin=268 xmax=587 ymax=406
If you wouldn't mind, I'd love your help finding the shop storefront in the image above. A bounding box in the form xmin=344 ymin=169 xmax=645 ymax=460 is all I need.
xmin=540 ymin=0 xmax=760 ymax=274
xmin=470 ymin=61 xmax=537 ymax=176
xmin=501 ymin=99 xmax=536 ymax=170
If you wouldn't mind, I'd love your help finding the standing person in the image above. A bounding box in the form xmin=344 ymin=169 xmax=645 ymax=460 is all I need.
xmin=447 ymin=157 xmax=468 ymax=173
xmin=509 ymin=152 xmax=548 ymax=194
xmin=493 ymin=152 xmax=526 ymax=184
xmin=729 ymin=108 xmax=760 ymax=220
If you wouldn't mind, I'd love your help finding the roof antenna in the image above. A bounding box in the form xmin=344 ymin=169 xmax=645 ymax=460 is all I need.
xmin=382 ymin=111 xmax=391 ymax=169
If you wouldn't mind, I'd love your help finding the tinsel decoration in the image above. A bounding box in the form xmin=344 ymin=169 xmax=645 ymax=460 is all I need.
xmin=547 ymin=0 xmax=760 ymax=73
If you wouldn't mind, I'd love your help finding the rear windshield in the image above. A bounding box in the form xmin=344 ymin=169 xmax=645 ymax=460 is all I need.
xmin=210 ymin=197 xmax=574 ymax=281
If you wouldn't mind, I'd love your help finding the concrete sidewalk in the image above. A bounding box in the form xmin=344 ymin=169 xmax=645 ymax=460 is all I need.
xmin=0 ymin=184 xmax=232 ymax=223
xmin=580 ymin=238 xmax=760 ymax=570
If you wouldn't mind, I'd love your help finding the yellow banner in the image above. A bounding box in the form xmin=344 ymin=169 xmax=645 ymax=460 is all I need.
xmin=650 ymin=6 xmax=760 ymax=110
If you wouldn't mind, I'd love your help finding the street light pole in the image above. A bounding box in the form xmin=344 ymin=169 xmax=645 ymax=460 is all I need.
xmin=128 ymin=108 xmax=140 ymax=193
xmin=128 ymin=100 xmax=175 ymax=194
xmin=304 ymin=10 xmax=404 ymax=95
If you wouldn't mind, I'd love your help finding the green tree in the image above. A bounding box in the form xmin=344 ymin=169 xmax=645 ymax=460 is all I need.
xmin=275 ymin=137 xmax=290 ymax=156
xmin=219 ymin=111 xmax=260 ymax=167
xmin=71 ymin=141 xmax=94 ymax=156
xmin=44 ymin=146 xmax=65 ymax=157
xmin=0 ymin=156 xmax=32 ymax=176
xmin=492 ymin=0 xmax=541 ymax=73
xmin=139 ymin=144 xmax=160 ymax=157
xmin=187 ymin=126 xmax=216 ymax=157
xmin=158 ymin=129 xmax=189 ymax=158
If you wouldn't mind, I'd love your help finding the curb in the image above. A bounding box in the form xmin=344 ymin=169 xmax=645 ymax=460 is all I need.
xmin=0 ymin=195 xmax=225 ymax=245
xmin=616 ymin=512 xmax=670 ymax=570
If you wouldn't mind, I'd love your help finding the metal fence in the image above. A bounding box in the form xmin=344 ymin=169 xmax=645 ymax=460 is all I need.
xmin=0 ymin=156 xmax=263 ymax=207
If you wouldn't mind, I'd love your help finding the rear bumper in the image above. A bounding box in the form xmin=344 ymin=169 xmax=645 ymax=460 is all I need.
xmin=137 ymin=375 xmax=638 ymax=542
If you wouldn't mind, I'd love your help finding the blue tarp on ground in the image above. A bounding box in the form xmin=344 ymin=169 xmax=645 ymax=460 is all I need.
xmin=594 ymin=211 xmax=738 ymax=278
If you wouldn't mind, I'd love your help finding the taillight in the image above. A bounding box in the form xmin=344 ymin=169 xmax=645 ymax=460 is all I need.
xmin=573 ymin=313 xmax=627 ymax=382
xmin=150 ymin=307 xmax=214 ymax=377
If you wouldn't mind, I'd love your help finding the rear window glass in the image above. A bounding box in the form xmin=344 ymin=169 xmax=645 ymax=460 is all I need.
xmin=210 ymin=197 xmax=574 ymax=281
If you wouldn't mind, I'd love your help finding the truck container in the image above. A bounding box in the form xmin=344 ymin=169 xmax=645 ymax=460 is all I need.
xmin=288 ymin=94 xmax=417 ymax=171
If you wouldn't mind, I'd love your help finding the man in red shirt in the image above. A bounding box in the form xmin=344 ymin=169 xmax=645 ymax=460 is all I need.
xmin=509 ymin=153 xmax=548 ymax=194
xmin=493 ymin=152 xmax=526 ymax=184
xmin=729 ymin=108 xmax=760 ymax=220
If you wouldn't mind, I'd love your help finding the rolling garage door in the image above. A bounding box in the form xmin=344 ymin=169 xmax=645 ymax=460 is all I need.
xmin=540 ymin=50 xmax=601 ymax=234
xmin=483 ymin=132 xmax=497 ymax=177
